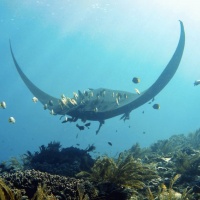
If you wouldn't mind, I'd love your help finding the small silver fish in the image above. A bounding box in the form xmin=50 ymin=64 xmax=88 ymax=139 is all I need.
xmin=0 ymin=101 xmax=6 ymax=109
xmin=69 ymin=98 xmax=77 ymax=105
xmin=48 ymin=100 xmax=54 ymax=106
xmin=8 ymin=117 xmax=15 ymax=123
xmin=124 ymin=94 xmax=128 ymax=99
xmin=50 ymin=109 xmax=55 ymax=115
xmin=73 ymin=92 xmax=78 ymax=99
xmin=116 ymin=98 xmax=119 ymax=105
xmin=32 ymin=97 xmax=38 ymax=103
xmin=43 ymin=104 xmax=48 ymax=110
xmin=135 ymin=88 xmax=140 ymax=95
xmin=94 ymin=107 xmax=98 ymax=112
xmin=61 ymin=94 xmax=66 ymax=99
xmin=61 ymin=97 xmax=67 ymax=105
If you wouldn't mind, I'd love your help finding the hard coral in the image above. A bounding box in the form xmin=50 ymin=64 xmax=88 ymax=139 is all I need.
xmin=1 ymin=169 xmax=92 ymax=199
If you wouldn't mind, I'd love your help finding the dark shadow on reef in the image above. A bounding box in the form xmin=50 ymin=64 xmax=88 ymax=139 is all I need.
xmin=23 ymin=141 xmax=95 ymax=177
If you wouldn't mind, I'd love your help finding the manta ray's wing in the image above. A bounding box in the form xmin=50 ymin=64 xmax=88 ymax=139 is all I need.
xmin=129 ymin=20 xmax=185 ymax=109
xmin=78 ymin=20 xmax=185 ymax=121
xmin=10 ymin=41 xmax=60 ymax=108
xmin=10 ymin=21 xmax=185 ymax=122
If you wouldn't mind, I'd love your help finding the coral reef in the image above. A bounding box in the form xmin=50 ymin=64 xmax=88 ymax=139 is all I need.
xmin=149 ymin=134 xmax=188 ymax=156
xmin=0 ymin=178 xmax=16 ymax=200
xmin=22 ymin=141 xmax=94 ymax=177
xmin=188 ymin=128 xmax=200 ymax=149
xmin=0 ymin=169 xmax=95 ymax=199
xmin=124 ymin=128 xmax=200 ymax=199
xmin=77 ymin=154 xmax=158 ymax=199
xmin=2 ymin=128 xmax=200 ymax=199
xmin=31 ymin=184 xmax=57 ymax=200
xmin=149 ymin=128 xmax=200 ymax=156
xmin=147 ymin=174 xmax=193 ymax=200
xmin=0 ymin=157 xmax=23 ymax=174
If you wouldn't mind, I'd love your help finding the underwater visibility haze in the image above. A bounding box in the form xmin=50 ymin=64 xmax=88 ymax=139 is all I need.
xmin=1 ymin=1 xmax=200 ymax=163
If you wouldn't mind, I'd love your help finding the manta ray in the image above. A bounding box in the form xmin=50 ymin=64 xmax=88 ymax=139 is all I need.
xmin=10 ymin=21 xmax=185 ymax=134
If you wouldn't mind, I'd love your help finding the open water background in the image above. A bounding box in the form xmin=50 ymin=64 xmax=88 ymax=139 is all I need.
xmin=0 ymin=1 xmax=200 ymax=162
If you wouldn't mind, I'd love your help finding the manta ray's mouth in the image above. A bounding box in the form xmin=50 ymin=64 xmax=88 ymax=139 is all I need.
xmin=10 ymin=21 xmax=185 ymax=133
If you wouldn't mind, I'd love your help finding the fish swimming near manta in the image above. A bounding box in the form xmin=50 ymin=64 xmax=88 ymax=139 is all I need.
xmin=10 ymin=21 xmax=185 ymax=134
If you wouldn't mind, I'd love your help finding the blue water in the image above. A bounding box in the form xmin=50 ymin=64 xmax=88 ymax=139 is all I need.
xmin=1 ymin=1 xmax=200 ymax=162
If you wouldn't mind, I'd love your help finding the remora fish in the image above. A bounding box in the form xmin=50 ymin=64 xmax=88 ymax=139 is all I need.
xmin=10 ymin=21 xmax=185 ymax=133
